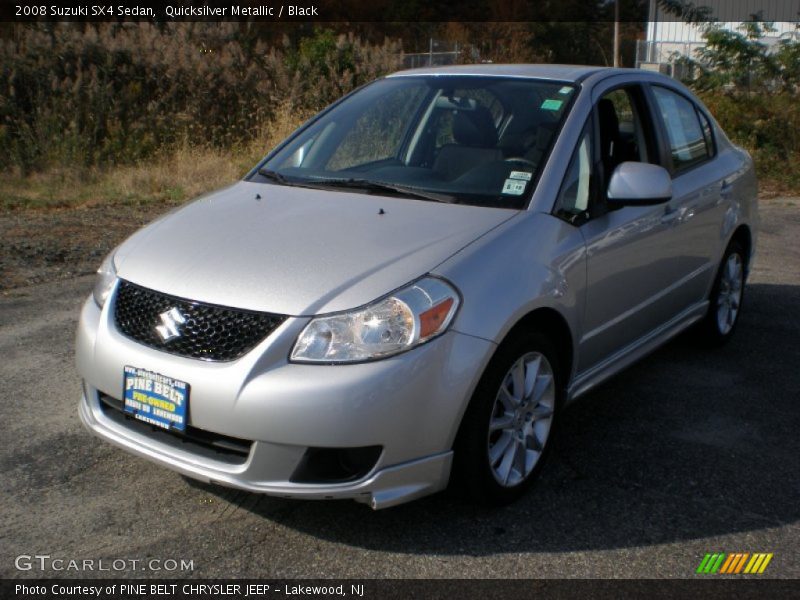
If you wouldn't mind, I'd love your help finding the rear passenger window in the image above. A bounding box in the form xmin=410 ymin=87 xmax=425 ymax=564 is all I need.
xmin=652 ymin=86 xmax=710 ymax=171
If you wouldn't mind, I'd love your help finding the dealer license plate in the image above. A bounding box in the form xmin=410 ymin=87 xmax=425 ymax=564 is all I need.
xmin=123 ymin=366 xmax=189 ymax=432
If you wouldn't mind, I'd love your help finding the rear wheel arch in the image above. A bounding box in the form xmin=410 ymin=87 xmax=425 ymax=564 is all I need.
xmin=729 ymin=224 xmax=753 ymax=274
xmin=699 ymin=234 xmax=747 ymax=344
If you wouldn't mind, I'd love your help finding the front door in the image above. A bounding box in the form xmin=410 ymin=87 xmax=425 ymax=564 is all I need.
xmin=574 ymin=84 xmax=687 ymax=373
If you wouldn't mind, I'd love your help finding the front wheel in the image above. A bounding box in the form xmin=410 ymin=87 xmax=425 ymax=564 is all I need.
xmin=699 ymin=240 xmax=747 ymax=344
xmin=454 ymin=331 xmax=562 ymax=505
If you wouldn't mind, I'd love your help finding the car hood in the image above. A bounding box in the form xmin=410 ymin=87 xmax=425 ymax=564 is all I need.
xmin=114 ymin=181 xmax=517 ymax=315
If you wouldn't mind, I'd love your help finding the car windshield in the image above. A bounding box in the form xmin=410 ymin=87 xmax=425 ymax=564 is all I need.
xmin=253 ymin=76 xmax=576 ymax=209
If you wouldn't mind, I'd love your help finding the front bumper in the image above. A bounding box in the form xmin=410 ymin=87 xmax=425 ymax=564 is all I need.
xmin=76 ymin=291 xmax=495 ymax=508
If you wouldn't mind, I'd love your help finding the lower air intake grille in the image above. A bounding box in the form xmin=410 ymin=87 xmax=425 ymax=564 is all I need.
xmin=114 ymin=280 xmax=287 ymax=361
xmin=98 ymin=393 xmax=252 ymax=462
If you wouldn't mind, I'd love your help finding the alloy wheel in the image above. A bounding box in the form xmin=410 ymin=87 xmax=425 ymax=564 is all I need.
xmin=716 ymin=252 xmax=744 ymax=335
xmin=487 ymin=352 xmax=555 ymax=487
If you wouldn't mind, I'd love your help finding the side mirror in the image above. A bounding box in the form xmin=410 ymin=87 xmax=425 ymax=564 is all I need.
xmin=607 ymin=162 xmax=672 ymax=206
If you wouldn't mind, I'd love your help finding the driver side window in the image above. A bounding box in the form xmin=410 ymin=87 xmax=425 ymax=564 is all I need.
xmin=596 ymin=87 xmax=649 ymax=185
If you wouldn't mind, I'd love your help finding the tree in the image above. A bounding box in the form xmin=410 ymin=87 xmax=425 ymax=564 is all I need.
xmin=674 ymin=20 xmax=800 ymax=93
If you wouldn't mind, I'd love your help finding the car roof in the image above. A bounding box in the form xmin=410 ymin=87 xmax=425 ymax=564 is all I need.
xmin=386 ymin=64 xmax=633 ymax=83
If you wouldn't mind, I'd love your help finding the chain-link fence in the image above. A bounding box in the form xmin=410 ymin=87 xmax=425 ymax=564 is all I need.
xmin=635 ymin=39 xmax=704 ymax=79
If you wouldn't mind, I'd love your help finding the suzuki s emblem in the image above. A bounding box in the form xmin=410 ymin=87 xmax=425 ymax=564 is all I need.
xmin=156 ymin=307 xmax=186 ymax=342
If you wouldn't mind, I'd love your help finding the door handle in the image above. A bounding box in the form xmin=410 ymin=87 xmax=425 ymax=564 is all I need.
xmin=720 ymin=180 xmax=734 ymax=199
xmin=660 ymin=205 xmax=683 ymax=225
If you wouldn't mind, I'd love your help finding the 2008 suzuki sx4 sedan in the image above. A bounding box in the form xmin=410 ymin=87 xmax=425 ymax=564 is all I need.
xmin=77 ymin=65 xmax=757 ymax=509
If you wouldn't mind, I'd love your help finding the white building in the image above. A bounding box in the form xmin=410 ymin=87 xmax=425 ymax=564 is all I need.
xmin=637 ymin=0 xmax=800 ymax=75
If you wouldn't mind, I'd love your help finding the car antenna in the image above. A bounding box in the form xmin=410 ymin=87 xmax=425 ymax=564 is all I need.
xmin=378 ymin=208 xmax=385 ymax=215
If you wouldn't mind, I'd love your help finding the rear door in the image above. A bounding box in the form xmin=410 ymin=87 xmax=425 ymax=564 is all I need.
xmin=646 ymin=84 xmax=728 ymax=307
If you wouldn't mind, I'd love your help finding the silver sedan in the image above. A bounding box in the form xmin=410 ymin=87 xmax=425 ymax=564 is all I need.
xmin=77 ymin=65 xmax=757 ymax=509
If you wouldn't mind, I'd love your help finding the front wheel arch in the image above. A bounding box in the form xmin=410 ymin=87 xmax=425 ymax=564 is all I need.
xmin=495 ymin=308 xmax=575 ymax=386
xmin=448 ymin=307 xmax=574 ymax=452
xmin=451 ymin=328 xmax=564 ymax=505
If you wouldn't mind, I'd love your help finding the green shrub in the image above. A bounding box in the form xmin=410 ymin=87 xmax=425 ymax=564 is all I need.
xmin=671 ymin=21 xmax=800 ymax=190
xmin=0 ymin=24 xmax=401 ymax=174
xmin=700 ymin=91 xmax=800 ymax=189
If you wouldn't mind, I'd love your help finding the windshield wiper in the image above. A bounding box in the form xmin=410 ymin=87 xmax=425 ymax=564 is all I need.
xmin=308 ymin=178 xmax=457 ymax=203
xmin=257 ymin=168 xmax=297 ymax=186
xmin=257 ymin=170 xmax=456 ymax=203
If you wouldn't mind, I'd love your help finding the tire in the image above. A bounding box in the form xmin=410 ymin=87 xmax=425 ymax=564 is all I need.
xmin=453 ymin=330 xmax=562 ymax=506
xmin=699 ymin=240 xmax=747 ymax=345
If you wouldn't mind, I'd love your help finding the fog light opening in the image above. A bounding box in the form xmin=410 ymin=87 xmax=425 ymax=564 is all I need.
xmin=289 ymin=446 xmax=382 ymax=484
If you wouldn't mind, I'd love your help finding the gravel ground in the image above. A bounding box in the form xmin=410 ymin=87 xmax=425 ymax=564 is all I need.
xmin=0 ymin=198 xmax=798 ymax=579
xmin=0 ymin=204 xmax=174 ymax=290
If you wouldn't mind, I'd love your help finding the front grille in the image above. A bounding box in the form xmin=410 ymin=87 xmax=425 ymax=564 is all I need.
xmin=114 ymin=280 xmax=287 ymax=361
xmin=98 ymin=393 xmax=253 ymax=463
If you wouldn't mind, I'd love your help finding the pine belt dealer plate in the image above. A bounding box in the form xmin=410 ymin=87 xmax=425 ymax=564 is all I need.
xmin=123 ymin=366 xmax=189 ymax=432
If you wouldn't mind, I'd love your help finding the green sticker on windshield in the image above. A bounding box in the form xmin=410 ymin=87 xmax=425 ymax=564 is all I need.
xmin=541 ymin=98 xmax=563 ymax=111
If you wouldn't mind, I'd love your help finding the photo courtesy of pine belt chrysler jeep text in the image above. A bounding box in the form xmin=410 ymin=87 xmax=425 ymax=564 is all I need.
xmin=77 ymin=65 xmax=758 ymax=509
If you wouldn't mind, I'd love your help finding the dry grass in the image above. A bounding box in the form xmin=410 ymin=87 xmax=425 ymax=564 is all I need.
xmin=1 ymin=148 xmax=247 ymax=211
xmin=11 ymin=162 xmax=175 ymax=209
xmin=0 ymin=107 xmax=308 ymax=213
xmin=0 ymin=110 xmax=311 ymax=289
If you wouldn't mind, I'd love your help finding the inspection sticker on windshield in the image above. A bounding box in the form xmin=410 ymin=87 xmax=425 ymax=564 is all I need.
xmin=541 ymin=98 xmax=563 ymax=111
xmin=509 ymin=171 xmax=532 ymax=181
xmin=559 ymin=86 xmax=573 ymax=95
xmin=502 ymin=178 xmax=527 ymax=196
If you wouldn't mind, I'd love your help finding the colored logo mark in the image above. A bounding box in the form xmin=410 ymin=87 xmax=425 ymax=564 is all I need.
xmin=696 ymin=552 xmax=773 ymax=574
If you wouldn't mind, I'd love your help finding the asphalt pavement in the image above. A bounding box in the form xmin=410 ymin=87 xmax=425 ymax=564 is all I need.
xmin=1 ymin=200 xmax=798 ymax=579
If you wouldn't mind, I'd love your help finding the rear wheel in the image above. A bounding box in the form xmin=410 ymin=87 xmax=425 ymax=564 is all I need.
xmin=454 ymin=331 xmax=562 ymax=505
xmin=700 ymin=240 xmax=747 ymax=344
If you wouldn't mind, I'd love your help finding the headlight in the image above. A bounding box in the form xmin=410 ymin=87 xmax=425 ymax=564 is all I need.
xmin=92 ymin=250 xmax=118 ymax=308
xmin=291 ymin=277 xmax=460 ymax=363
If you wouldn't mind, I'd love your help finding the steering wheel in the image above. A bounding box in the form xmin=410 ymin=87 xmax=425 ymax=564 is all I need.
xmin=504 ymin=157 xmax=537 ymax=168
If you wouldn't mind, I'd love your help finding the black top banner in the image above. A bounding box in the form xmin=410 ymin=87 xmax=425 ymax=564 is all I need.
xmin=3 ymin=0 xmax=800 ymax=23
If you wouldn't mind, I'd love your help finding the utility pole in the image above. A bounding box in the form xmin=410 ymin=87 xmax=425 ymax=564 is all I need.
xmin=647 ymin=0 xmax=658 ymax=63
xmin=613 ymin=0 xmax=620 ymax=67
